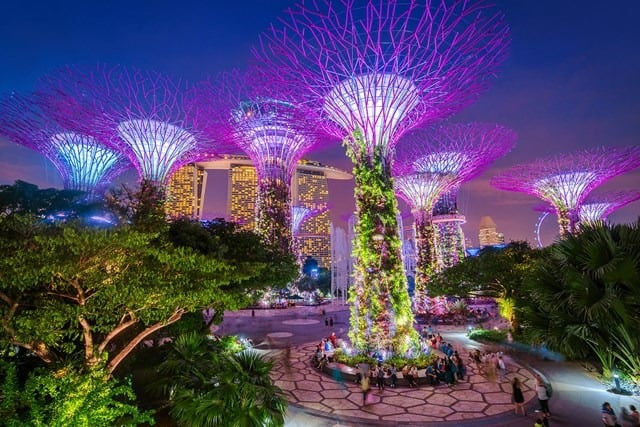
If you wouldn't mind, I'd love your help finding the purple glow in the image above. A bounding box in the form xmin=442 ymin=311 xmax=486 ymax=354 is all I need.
xmin=492 ymin=146 xmax=640 ymax=237
xmin=0 ymin=93 xmax=128 ymax=193
xmin=537 ymin=190 xmax=640 ymax=224
xmin=394 ymin=173 xmax=457 ymax=213
xmin=254 ymin=0 xmax=510 ymax=156
xmin=35 ymin=64 xmax=219 ymax=185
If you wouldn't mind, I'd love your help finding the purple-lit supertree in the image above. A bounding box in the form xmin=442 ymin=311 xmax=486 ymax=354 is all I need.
xmin=36 ymin=65 xmax=217 ymax=187
xmin=190 ymin=71 xmax=322 ymax=254
xmin=392 ymin=169 xmax=458 ymax=311
xmin=0 ymin=93 xmax=128 ymax=194
xmin=397 ymin=123 xmax=516 ymax=270
xmin=254 ymin=0 xmax=510 ymax=353
xmin=492 ymin=147 xmax=640 ymax=238
xmin=536 ymin=190 xmax=640 ymax=227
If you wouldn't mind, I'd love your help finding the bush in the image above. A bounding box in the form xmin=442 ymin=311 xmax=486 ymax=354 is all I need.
xmin=332 ymin=349 xmax=437 ymax=369
xmin=468 ymin=328 xmax=507 ymax=343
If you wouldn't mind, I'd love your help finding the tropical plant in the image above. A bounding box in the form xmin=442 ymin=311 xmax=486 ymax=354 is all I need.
xmin=467 ymin=328 xmax=507 ymax=343
xmin=153 ymin=332 xmax=287 ymax=427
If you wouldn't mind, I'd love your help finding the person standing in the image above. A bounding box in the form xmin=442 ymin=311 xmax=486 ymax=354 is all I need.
xmin=361 ymin=375 xmax=370 ymax=405
xmin=497 ymin=355 xmax=507 ymax=382
xmin=535 ymin=375 xmax=551 ymax=417
xmin=375 ymin=364 xmax=385 ymax=391
xmin=388 ymin=364 xmax=397 ymax=388
xmin=511 ymin=377 xmax=525 ymax=416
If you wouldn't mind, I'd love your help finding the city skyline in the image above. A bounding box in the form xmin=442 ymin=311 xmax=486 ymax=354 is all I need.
xmin=1 ymin=0 xmax=639 ymax=247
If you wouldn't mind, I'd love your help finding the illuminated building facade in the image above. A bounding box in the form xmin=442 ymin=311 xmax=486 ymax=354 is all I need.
xmin=196 ymin=156 xmax=350 ymax=268
xmin=165 ymin=163 xmax=207 ymax=219
xmin=478 ymin=216 xmax=505 ymax=247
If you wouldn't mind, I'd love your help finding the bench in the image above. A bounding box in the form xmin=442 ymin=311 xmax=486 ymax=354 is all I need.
xmin=321 ymin=362 xmax=437 ymax=387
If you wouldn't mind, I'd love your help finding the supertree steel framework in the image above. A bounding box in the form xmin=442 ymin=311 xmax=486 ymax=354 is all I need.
xmin=536 ymin=190 xmax=640 ymax=227
xmin=190 ymin=71 xmax=323 ymax=255
xmin=397 ymin=123 xmax=516 ymax=271
xmin=392 ymin=169 xmax=458 ymax=311
xmin=0 ymin=93 xmax=128 ymax=194
xmin=35 ymin=64 xmax=219 ymax=186
xmin=253 ymin=0 xmax=510 ymax=353
xmin=492 ymin=146 xmax=640 ymax=238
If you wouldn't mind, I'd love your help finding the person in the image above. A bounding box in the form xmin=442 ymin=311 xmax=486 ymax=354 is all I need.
xmin=497 ymin=355 xmax=507 ymax=382
xmin=361 ymin=374 xmax=371 ymax=405
xmin=375 ymin=364 xmax=385 ymax=391
xmin=408 ymin=365 xmax=419 ymax=388
xmin=512 ymin=377 xmax=525 ymax=416
xmin=602 ymin=402 xmax=621 ymax=427
xmin=388 ymin=364 xmax=397 ymax=388
xmin=329 ymin=332 xmax=337 ymax=348
xmin=535 ymin=375 xmax=551 ymax=417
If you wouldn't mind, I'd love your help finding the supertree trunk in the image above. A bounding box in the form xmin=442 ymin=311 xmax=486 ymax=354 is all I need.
xmin=556 ymin=207 xmax=571 ymax=239
xmin=346 ymin=131 xmax=417 ymax=355
xmin=413 ymin=209 xmax=435 ymax=311
xmin=256 ymin=176 xmax=292 ymax=256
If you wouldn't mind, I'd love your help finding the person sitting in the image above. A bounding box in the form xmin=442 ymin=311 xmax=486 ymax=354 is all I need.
xmin=388 ymin=364 xmax=398 ymax=388
xmin=317 ymin=354 xmax=328 ymax=371
xmin=407 ymin=365 xmax=419 ymax=388
xmin=425 ymin=363 xmax=439 ymax=385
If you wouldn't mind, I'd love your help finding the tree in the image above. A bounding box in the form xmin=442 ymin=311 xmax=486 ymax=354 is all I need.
xmin=154 ymin=332 xmax=287 ymax=427
xmin=106 ymin=179 xmax=167 ymax=232
xmin=519 ymin=220 xmax=640 ymax=380
xmin=429 ymin=241 xmax=542 ymax=329
xmin=0 ymin=215 xmax=290 ymax=375
xmin=0 ymin=360 xmax=153 ymax=427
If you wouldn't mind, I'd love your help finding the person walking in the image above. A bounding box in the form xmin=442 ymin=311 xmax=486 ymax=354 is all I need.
xmin=535 ymin=375 xmax=551 ymax=417
xmin=511 ymin=377 xmax=525 ymax=416
xmin=361 ymin=375 xmax=371 ymax=405
xmin=497 ymin=355 xmax=507 ymax=382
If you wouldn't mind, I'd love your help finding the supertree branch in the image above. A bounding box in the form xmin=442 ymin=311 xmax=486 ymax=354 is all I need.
xmin=0 ymin=93 xmax=128 ymax=194
xmin=492 ymin=146 xmax=640 ymax=238
xmin=254 ymin=0 xmax=510 ymax=152
xmin=346 ymin=130 xmax=417 ymax=354
xmin=190 ymin=70 xmax=326 ymax=254
xmin=35 ymin=64 xmax=219 ymax=186
xmin=394 ymin=172 xmax=457 ymax=307
xmin=536 ymin=190 xmax=640 ymax=226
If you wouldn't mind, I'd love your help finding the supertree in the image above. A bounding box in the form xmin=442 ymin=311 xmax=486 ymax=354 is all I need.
xmin=492 ymin=146 xmax=640 ymax=238
xmin=0 ymin=93 xmax=128 ymax=195
xmin=536 ymin=190 xmax=640 ymax=226
xmin=392 ymin=167 xmax=458 ymax=310
xmin=190 ymin=71 xmax=323 ymax=255
xmin=35 ymin=64 xmax=218 ymax=187
xmin=397 ymin=123 xmax=516 ymax=270
xmin=254 ymin=0 xmax=510 ymax=353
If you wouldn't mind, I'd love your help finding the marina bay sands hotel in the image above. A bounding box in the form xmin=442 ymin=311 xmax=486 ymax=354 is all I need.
xmin=165 ymin=155 xmax=352 ymax=268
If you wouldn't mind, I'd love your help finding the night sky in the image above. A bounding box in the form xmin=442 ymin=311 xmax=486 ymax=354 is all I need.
xmin=1 ymin=0 xmax=639 ymax=247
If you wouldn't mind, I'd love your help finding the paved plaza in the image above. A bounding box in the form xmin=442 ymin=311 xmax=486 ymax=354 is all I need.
xmin=217 ymin=304 xmax=640 ymax=427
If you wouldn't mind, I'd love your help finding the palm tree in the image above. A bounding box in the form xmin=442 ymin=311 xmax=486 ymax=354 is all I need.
xmin=153 ymin=332 xmax=287 ymax=427
xmin=520 ymin=219 xmax=640 ymax=379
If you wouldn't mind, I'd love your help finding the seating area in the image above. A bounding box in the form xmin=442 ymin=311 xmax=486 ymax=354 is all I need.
xmin=320 ymin=361 xmax=434 ymax=387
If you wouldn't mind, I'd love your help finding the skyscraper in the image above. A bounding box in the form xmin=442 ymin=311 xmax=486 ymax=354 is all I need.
xmin=478 ymin=216 xmax=505 ymax=247
xmin=165 ymin=163 xmax=207 ymax=219
xmin=190 ymin=156 xmax=350 ymax=268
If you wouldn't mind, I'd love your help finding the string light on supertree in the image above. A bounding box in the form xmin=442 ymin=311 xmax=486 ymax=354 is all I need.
xmin=397 ymin=123 xmax=516 ymax=270
xmin=0 ymin=93 xmax=128 ymax=195
xmin=36 ymin=64 xmax=218 ymax=187
xmin=190 ymin=71 xmax=323 ymax=255
xmin=392 ymin=166 xmax=458 ymax=311
xmin=536 ymin=190 xmax=640 ymax=226
xmin=254 ymin=0 xmax=510 ymax=353
xmin=492 ymin=146 xmax=640 ymax=238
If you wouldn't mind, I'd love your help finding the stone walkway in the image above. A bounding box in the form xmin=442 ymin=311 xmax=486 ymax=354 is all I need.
xmin=268 ymin=333 xmax=537 ymax=425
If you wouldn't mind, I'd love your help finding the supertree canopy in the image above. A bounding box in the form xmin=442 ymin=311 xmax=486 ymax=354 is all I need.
xmin=393 ymin=170 xmax=457 ymax=310
xmin=492 ymin=146 xmax=640 ymax=237
xmin=254 ymin=0 xmax=510 ymax=353
xmin=397 ymin=123 xmax=516 ymax=270
xmin=0 ymin=93 xmax=128 ymax=194
xmin=190 ymin=71 xmax=322 ymax=255
xmin=536 ymin=190 xmax=640 ymax=226
xmin=36 ymin=64 xmax=217 ymax=186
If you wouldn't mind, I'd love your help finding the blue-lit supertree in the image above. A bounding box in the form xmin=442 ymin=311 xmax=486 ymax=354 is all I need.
xmin=396 ymin=123 xmax=516 ymax=270
xmin=254 ymin=0 xmax=510 ymax=353
xmin=36 ymin=64 xmax=219 ymax=187
xmin=0 ymin=92 xmax=128 ymax=194
xmin=191 ymin=71 xmax=323 ymax=255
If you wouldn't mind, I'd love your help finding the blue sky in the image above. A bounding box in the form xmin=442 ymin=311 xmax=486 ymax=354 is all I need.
xmin=1 ymin=0 xmax=639 ymax=246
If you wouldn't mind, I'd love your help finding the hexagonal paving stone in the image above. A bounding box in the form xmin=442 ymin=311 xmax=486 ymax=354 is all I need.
xmin=321 ymin=398 xmax=360 ymax=411
xmin=380 ymin=395 xmax=426 ymax=407
xmin=484 ymin=403 xmax=514 ymax=416
xmin=291 ymin=389 xmax=323 ymax=402
xmin=451 ymin=400 xmax=488 ymax=412
xmin=449 ymin=389 xmax=485 ymax=401
xmin=426 ymin=393 xmax=456 ymax=406
xmin=296 ymin=380 xmax=322 ymax=391
xmin=483 ymin=391 xmax=513 ymax=404
xmin=360 ymin=402 xmax=406 ymax=416
xmin=408 ymin=403 xmax=453 ymax=418
xmin=474 ymin=382 xmax=503 ymax=393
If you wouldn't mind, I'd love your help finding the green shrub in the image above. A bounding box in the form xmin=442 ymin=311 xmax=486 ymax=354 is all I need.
xmin=332 ymin=349 xmax=437 ymax=369
xmin=468 ymin=328 xmax=507 ymax=343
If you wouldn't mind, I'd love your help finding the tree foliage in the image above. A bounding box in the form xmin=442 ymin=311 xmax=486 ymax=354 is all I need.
xmin=0 ymin=214 xmax=295 ymax=375
xmin=153 ymin=332 xmax=287 ymax=427
xmin=518 ymin=219 xmax=640 ymax=380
